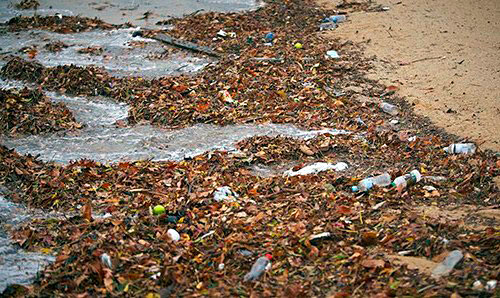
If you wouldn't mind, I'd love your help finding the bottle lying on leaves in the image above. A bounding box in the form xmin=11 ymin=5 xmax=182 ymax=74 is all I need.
xmin=243 ymin=254 xmax=272 ymax=282
xmin=391 ymin=170 xmax=421 ymax=192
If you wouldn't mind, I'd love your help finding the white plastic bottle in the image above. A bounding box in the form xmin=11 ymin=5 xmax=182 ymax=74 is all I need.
xmin=352 ymin=173 xmax=392 ymax=192
xmin=392 ymin=170 xmax=421 ymax=191
xmin=431 ymin=250 xmax=463 ymax=277
xmin=444 ymin=143 xmax=476 ymax=154
xmin=243 ymin=254 xmax=272 ymax=281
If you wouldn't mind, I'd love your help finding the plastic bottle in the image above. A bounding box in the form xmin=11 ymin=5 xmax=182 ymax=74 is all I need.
xmin=380 ymin=102 xmax=399 ymax=115
xmin=243 ymin=254 xmax=272 ymax=281
xmin=443 ymin=143 xmax=476 ymax=154
xmin=391 ymin=170 xmax=421 ymax=191
xmin=352 ymin=173 xmax=392 ymax=192
xmin=431 ymin=250 xmax=463 ymax=277
xmin=328 ymin=15 xmax=347 ymax=23
xmin=319 ymin=22 xmax=337 ymax=31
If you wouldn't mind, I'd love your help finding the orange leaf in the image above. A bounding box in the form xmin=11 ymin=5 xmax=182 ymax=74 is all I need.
xmin=82 ymin=201 xmax=92 ymax=222
xmin=336 ymin=205 xmax=352 ymax=215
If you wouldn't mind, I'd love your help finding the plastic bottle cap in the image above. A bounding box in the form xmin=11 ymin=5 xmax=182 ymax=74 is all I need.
xmin=351 ymin=186 xmax=359 ymax=192
xmin=265 ymin=253 xmax=273 ymax=260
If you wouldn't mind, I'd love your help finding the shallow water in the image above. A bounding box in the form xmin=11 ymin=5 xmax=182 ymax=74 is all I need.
xmin=0 ymin=28 xmax=212 ymax=78
xmin=0 ymin=192 xmax=55 ymax=293
xmin=0 ymin=0 xmax=261 ymax=28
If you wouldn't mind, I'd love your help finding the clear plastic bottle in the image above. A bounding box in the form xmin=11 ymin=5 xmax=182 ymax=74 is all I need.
xmin=392 ymin=170 xmax=421 ymax=191
xmin=243 ymin=254 xmax=272 ymax=281
xmin=324 ymin=15 xmax=347 ymax=23
xmin=380 ymin=102 xmax=399 ymax=115
xmin=443 ymin=143 xmax=476 ymax=154
xmin=431 ymin=250 xmax=463 ymax=277
xmin=352 ymin=173 xmax=392 ymax=192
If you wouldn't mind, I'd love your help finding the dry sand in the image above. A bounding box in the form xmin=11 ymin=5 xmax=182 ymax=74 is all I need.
xmin=317 ymin=0 xmax=500 ymax=151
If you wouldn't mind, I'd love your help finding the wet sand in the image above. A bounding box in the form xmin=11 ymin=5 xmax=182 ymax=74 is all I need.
xmin=317 ymin=0 xmax=500 ymax=151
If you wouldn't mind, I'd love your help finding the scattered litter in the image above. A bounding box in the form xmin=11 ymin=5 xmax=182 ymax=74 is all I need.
xmin=444 ymin=143 xmax=476 ymax=154
xmin=352 ymin=173 xmax=392 ymax=193
xmin=309 ymin=232 xmax=332 ymax=243
xmin=196 ymin=230 xmax=215 ymax=242
xmin=472 ymin=280 xmax=483 ymax=290
xmin=325 ymin=50 xmax=340 ymax=59
xmin=213 ymin=186 xmax=239 ymax=202
xmin=294 ymin=43 xmax=303 ymax=49
xmin=319 ymin=22 xmax=337 ymax=31
xmin=397 ymin=250 xmax=413 ymax=256
xmin=153 ymin=205 xmax=166 ymax=215
xmin=372 ymin=201 xmax=386 ymax=210
xmin=239 ymin=250 xmax=253 ymax=257
xmin=101 ymin=253 xmax=112 ymax=269
xmin=485 ymin=280 xmax=497 ymax=291
xmin=218 ymin=263 xmax=225 ymax=270
xmin=284 ymin=162 xmax=348 ymax=177
xmin=431 ymin=250 xmax=463 ymax=277
xmin=243 ymin=254 xmax=272 ymax=282
xmin=390 ymin=119 xmax=399 ymax=125
xmin=264 ymin=32 xmax=274 ymax=42
xmin=423 ymin=185 xmax=437 ymax=191
xmin=423 ymin=176 xmax=447 ymax=182
xmin=380 ymin=101 xmax=399 ymax=115
xmin=250 ymin=57 xmax=284 ymax=63
xmin=392 ymin=170 xmax=421 ymax=192
xmin=167 ymin=229 xmax=180 ymax=242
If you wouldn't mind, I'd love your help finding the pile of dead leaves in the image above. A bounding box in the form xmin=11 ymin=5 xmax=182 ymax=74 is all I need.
xmin=5 ymin=15 xmax=128 ymax=33
xmin=0 ymin=88 xmax=81 ymax=135
xmin=0 ymin=0 xmax=498 ymax=296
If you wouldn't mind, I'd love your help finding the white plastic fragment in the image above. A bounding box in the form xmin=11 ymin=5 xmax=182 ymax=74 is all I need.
xmin=310 ymin=232 xmax=331 ymax=241
xmin=101 ymin=253 xmax=112 ymax=269
xmin=397 ymin=250 xmax=413 ymax=256
xmin=423 ymin=185 xmax=437 ymax=191
xmin=486 ymin=280 xmax=497 ymax=291
xmin=431 ymin=250 xmax=463 ymax=277
xmin=284 ymin=162 xmax=348 ymax=177
xmin=218 ymin=263 xmax=225 ymax=270
xmin=325 ymin=50 xmax=340 ymax=59
xmin=213 ymin=186 xmax=239 ymax=202
xmin=472 ymin=280 xmax=483 ymax=290
xmin=167 ymin=228 xmax=181 ymax=242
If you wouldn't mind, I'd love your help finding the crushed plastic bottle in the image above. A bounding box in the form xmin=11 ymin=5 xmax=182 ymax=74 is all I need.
xmin=380 ymin=102 xmax=399 ymax=115
xmin=391 ymin=170 xmax=421 ymax=191
xmin=352 ymin=173 xmax=392 ymax=192
xmin=431 ymin=250 xmax=463 ymax=277
xmin=243 ymin=254 xmax=272 ymax=282
xmin=264 ymin=32 xmax=274 ymax=42
xmin=443 ymin=143 xmax=476 ymax=154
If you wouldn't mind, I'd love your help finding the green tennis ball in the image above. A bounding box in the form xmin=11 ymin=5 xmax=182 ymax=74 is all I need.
xmin=153 ymin=205 xmax=165 ymax=215
xmin=294 ymin=43 xmax=303 ymax=49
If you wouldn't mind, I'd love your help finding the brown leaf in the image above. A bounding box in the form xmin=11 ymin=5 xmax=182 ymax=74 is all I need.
xmin=82 ymin=201 xmax=92 ymax=222
xmin=299 ymin=144 xmax=314 ymax=156
xmin=361 ymin=258 xmax=385 ymax=268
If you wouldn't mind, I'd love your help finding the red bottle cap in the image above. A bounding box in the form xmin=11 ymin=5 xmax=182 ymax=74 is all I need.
xmin=265 ymin=253 xmax=273 ymax=260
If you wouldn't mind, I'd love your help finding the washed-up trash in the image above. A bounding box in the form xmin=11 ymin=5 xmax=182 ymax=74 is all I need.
xmin=356 ymin=117 xmax=367 ymax=126
xmin=486 ymin=280 xmax=497 ymax=291
xmin=380 ymin=102 xmax=399 ymax=115
xmin=264 ymin=32 xmax=274 ymax=42
xmin=431 ymin=250 xmax=463 ymax=277
xmin=250 ymin=57 xmax=284 ymax=63
xmin=101 ymin=253 xmax=112 ymax=269
xmin=213 ymin=186 xmax=239 ymax=202
xmin=218 ymin=263 xmax=225 ymax=270
xmin=444 ymin=143 xmax=476 ymax=154
xmin=392 ymin=170 xmax=421 ymax=192
xmin=243 ymin=254 xmax=272 ymax=282
xmin=153 ymin=204 xmax=165 ymax=215
xmin=220 ymin=90 xmax=235 ymax=103
xmin=324 ymin=15 xmax=347 ymax=23
xmin=167 ymin=229 xmax=180 ymax=242
xmin=319 ymin=22 xmax=337 ymax=31
xmin=217 ymin=30 xmax=228 ymax=37
xmin=423 ymin=175 xmax=447 ymax=182
xmin=325 ymin=50 xmax=340 ymax=59
xmin=309 ymin=232 xmax=332 ymax=244
xmin=473 ymin=280 xmax=483 ymax=290
xmin=294 ymin=43 xmax=303 ymax=49
xmin=352 ymin=173 xmax=392 ymax=193
xmin=284 ymin=162 xmax=348 ymax=177
xmin=239 ymin=249 xmax=253 ymax=257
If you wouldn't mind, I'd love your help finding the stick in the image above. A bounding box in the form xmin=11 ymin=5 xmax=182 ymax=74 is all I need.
xmin=151 ymin=33 xmax=221 ymax=58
